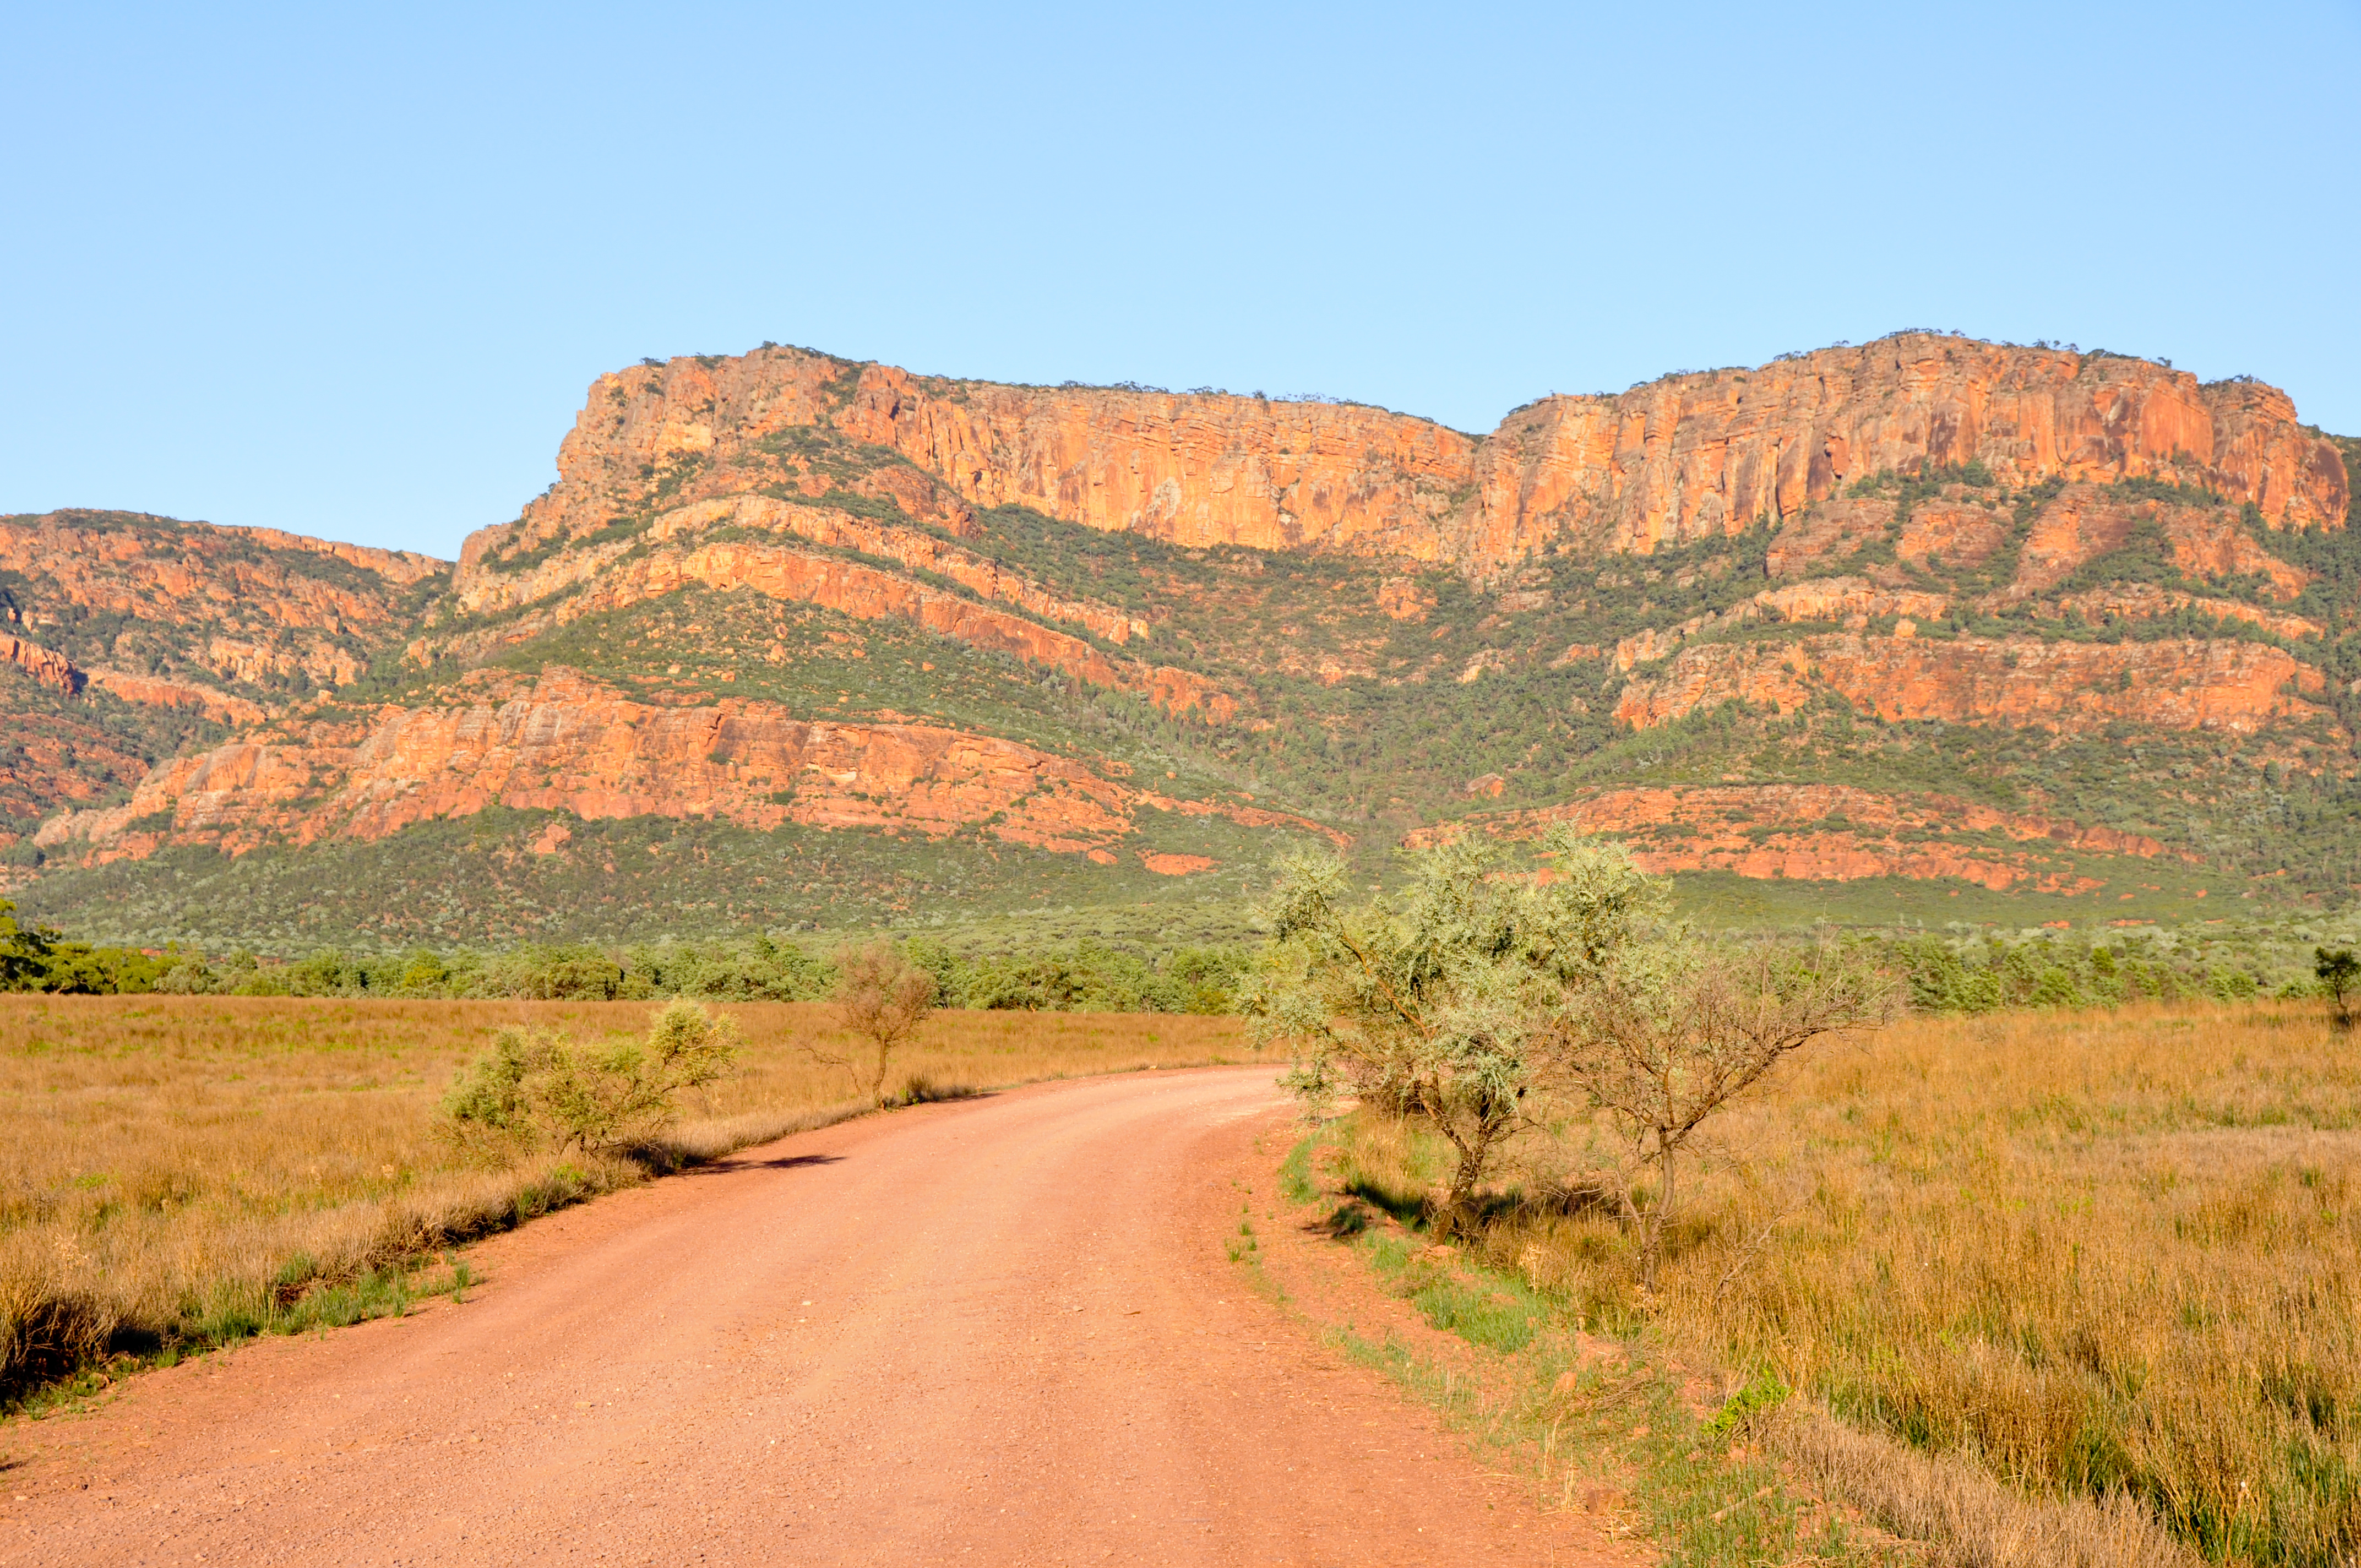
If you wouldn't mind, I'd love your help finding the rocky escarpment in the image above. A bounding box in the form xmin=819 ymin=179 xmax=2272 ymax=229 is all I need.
xmin=463 ymin=334 xmax=2345 ymax=586
xmin=1613 ymin=633 xmax=2327 ymax=736
xmin=1412 ymin=783 xmax=2183 ymax=894
xmin=0 ymin=510 xmax=449 ymax=842
xmin=1470 ymin=343 xmax=2346 ymax=559
xmin=14 ymin=350 xmax=2357 ymax=941
xmin=436 ymin=495 xmax=1231 ymax=721
xmin=35 ymin=668 xmax=1337 ymax=868
xmin=0 ymin=510 xmax=445 ymax=703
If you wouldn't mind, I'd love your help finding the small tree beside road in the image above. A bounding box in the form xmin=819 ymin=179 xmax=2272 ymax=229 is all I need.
xmin=818 ymin=941 xmax=939 ymax=1107
xmin=1256 ymin=827 xmax=1896 ymax=1283
xmin=1558 ymin=935 xmax=1895 ymax=1286
xmin=1248 ymin=828 xmax=1663 ymax=1235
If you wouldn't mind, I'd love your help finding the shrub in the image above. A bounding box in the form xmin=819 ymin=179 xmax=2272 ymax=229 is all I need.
xmin=1560 ymin=934 xmax=1894 ymax=1285
xmin=0 ymin=900 xmax=181 ymax=994
xmin=440 ymin=1000 xmax=743 ymax=1158
xmin=477 ymin=943 xmax=627 ymax=1000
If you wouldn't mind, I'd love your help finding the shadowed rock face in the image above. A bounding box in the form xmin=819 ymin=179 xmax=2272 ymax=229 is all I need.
xmin=463 ymin=333 xmax=2344 ymax=587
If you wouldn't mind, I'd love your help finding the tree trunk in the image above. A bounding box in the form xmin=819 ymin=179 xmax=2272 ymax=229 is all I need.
xmin=1440 ymin=1143 xmax=1484 ymax=1239
xmin=1639 ymin=1128 xmax=1675 ymax=1289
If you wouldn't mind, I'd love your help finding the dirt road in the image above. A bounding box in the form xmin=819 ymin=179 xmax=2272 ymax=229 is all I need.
xmin=7 ymin=1068 xmax=1620 ymax=1565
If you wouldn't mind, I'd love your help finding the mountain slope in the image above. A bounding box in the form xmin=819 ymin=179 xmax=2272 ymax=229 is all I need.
xmin=14 ymin=336 xmax=2357 ymax=949
xmin=0 ymin=510 xmax=448 ymax=851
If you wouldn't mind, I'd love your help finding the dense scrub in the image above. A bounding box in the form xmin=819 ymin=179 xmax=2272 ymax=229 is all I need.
xmin=0 ymin=917 xmax=1254 ymax=1017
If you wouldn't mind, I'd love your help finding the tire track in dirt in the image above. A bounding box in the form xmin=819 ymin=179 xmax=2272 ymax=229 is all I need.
xmin=5 ymin=1067 xmax=1628 ymax=1565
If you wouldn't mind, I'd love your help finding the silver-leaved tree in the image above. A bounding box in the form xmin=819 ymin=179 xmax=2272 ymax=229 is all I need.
xmin=1247 ymin=826 xmax=1662 ymax=1236
xmin=1251 ymin=826 xmax=1893 ymax=1271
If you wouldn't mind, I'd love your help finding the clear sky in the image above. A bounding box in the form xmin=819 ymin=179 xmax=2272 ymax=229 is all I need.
xmin=6 ymin=2 xmax=2358 ymax=561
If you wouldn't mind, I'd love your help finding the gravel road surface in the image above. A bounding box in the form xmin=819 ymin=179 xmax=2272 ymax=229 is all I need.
xmin=8 ymin=1066 xmax=1620 ymax=1565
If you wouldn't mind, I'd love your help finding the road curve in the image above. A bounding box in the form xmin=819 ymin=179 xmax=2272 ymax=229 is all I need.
xmin=11 ymin=1067 xmax=1598 ymax=1565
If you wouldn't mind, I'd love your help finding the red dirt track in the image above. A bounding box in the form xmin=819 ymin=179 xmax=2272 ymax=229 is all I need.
xmin=8 ymin=1067 xmax=1621 ymax=1565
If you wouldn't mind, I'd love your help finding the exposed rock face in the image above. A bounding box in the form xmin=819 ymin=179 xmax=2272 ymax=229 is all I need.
xmin=1612 ymin=577 xmax=1953 ymax=671
xmin=837 ymin=366 xmax=1478 ymax=561
xmin=0 ymin=635 xmax=79 ymax=695
xmin=0 ymin=626 xmax=270 ymax=727
xmin=0 ymin=510 xmax=446 ymax=700
xmin=2043 ymin=585 xmax=2321 ymax=641
xmin=14 ymin=344 xmax=2354 ymax=930
xmin=441 ymin=525 xmax=1232 ymax=721
xmin=1475 ymin=341 xmax=2346 ymax=559
xmin=463 ymin=334 xmax=2346 ymax=587
xmin=1897 ymin=500 xmax=2010 ymax=570
xmin=2005 ymin=488 xmax=2308 ymax=600
xmin=457 ymin=494 xmax=1144 ymax=644
xmin=80 ymin=670 xmax=267 ymax=727
xmin=1768 ymin=499 xmax=1903 ymax=577
xmin=1614 ymin=633 xmax=2326 ymax=736
xmin=1413 ymin=783 xmax=2177 ymax=894
xmin=1139 ymin=852 xmax=1217 ymax=876
xmin=0 ymin=707 xmax=162 ymax=846
xmin=36 ymin=669 xmax=1332 ymax=865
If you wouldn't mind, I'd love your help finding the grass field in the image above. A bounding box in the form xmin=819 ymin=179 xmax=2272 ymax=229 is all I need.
xmin=1321 ymin=998 xmax=2359 ymax=1566
xmin=0 ymin=995 xmax=1263 ymax=1406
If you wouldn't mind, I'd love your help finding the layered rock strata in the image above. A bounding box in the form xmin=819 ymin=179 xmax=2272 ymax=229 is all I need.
xmin=1 ymin=628 xmax=268 ymax=725
xmin=1413 ymin=783 xmax=2179 ymax=893
xmin=0 ymin=510 xmax=446 ymax=697
xmin=1614 ymin=634 xmax=2327 ymax=736
xmin=440 ymin=525 xmax=1232 ymax=721
xmin=35 ymin=669 xmax=1335 ymax=865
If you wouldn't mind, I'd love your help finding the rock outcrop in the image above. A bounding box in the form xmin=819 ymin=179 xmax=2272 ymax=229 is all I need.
xmin=2043 ymin=585 xmax=2321 ymax=641
xmin=1473 ymin=341 xmax=2346 ymax=559
xmin=1614 ymin=633 xmax=2327 ymax=736
xmin=1612 ymin=578 xmax=1956 ymax=670
xmin=439 ymin=526 xmax=1233 ymax=722
xmin=1416 ymin=783 xmax=2185 ymax=893
xmin=35 ymin=668 xmax=1334 ymax=865
xmin=0 ymin=634 xmax=80 ymax=695
xmin=463 ymin=334 xmax=2346 ymax=587
xmin=1 ymin=625 xmax=269 ymax=726
xmin=12 ymin=342 xmax=2352 ymax=931
xmin=0 ymin=510 xmax=447 ymax=696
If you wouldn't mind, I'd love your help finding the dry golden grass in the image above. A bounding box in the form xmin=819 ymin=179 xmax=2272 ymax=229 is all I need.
xmin=1422 ymin=999 xmax=2361 ymax=1566
xmin=1 ymin=995 xmax=1261 ymax=1402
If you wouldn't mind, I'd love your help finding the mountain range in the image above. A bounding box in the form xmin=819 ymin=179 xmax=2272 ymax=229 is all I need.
xmin=7 ymin=330 xmax=2355 ymax=951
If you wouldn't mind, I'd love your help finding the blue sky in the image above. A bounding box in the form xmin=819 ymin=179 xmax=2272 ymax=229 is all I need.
xmin=5 ymin=2 xmax=2358 ymax=560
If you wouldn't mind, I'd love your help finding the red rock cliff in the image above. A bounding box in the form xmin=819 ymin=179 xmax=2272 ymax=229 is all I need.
xmin=463 ymin=334 xmax=2346 ymax=585
xmin=34 ymin=669 xmax=1336 ymax=865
